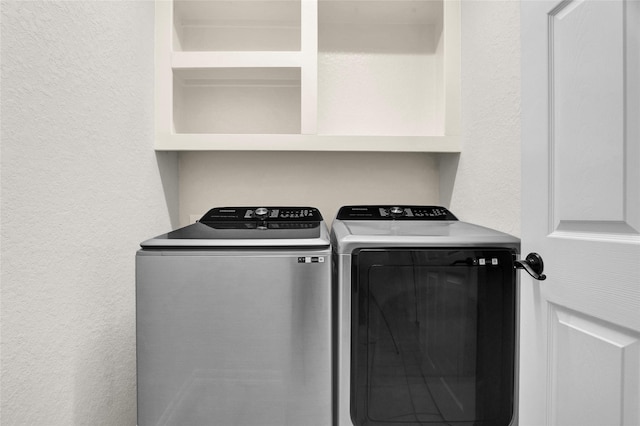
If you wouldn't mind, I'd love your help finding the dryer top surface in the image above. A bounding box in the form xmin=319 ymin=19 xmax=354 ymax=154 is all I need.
xmin=330 ymin=218 xmax=520 ymax=253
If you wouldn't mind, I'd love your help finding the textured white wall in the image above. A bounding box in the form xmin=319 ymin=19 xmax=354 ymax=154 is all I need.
xmin=179 ymin=151 xmax=441 ymax=225
xmin=446 ymin=0 xmax=521 ymax=236
xmin=0 ymin=2 xmax=177 ymax=425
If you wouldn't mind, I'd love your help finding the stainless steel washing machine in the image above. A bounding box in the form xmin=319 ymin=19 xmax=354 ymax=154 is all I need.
xmin=136 ymin=207 xmax=331 ymax=426
xmin=331 ymin=206 xmax=521 ymax=426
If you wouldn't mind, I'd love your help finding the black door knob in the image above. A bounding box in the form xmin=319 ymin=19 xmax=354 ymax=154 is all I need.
xmin=515 ymin=253 xmax=547 ymax=281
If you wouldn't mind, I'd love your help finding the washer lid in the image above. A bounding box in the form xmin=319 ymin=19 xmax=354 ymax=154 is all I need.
xmin=140 ymin=207 xmax=330 ymax=249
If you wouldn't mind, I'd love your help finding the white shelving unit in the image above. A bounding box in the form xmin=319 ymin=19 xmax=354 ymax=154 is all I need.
xmin=155 ymin=0 xmax=460 ymax=152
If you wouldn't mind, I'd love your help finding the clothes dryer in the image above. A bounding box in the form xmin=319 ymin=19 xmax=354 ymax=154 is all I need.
xmin=331 ymin=206 xmax=521 ymax=426
xmin=137 ymin=207 xmax=331 ymax=426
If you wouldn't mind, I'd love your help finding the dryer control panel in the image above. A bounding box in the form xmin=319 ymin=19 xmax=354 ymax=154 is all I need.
xmin=336 ymin=205 xmax=458 ymax=221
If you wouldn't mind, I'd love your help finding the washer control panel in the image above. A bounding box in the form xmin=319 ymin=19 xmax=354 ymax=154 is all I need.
xmin=336 ymin=205 xmax=457 ymax=221
xmin=243 ymin=208 xmax=320 ymax=221
xmin=200 ymin=207 xmax=323 ymax=226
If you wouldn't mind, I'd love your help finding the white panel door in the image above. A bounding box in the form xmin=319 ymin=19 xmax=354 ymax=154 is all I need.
xmin=521 ymin=0 xmax=640 ymax=425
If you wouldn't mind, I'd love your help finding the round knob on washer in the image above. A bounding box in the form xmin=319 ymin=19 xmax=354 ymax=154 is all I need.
xmin=389 ymin=206 xmax=404 ymax=218
xmin=254 ymin=207 xmax=269 ymax=218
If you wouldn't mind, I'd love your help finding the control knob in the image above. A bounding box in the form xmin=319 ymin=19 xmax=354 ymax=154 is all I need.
xmin=254 ymin=207 xmax=269 ymax=219
xmin=389 ymin=206 xmax=405 ymax=218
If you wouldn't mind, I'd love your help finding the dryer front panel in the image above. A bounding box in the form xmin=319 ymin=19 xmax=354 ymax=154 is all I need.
xmin=351 ymin=249 xmax=516 ymax=426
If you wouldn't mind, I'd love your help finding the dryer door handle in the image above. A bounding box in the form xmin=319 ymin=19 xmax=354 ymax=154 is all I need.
xmin=515 ymin=253 xmax=547 ymax=281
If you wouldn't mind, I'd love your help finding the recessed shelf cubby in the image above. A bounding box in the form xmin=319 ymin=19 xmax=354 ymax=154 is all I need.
xmin=173 ymin=68 xmax=302 ymax=134
xmin=173 ymin=0 xmax=302 ymax=52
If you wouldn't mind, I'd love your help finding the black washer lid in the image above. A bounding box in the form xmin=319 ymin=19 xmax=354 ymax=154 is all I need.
xmin=139 ymin=206 xmax=329 ymax=248
xmin=336 ymin=205 xmax=457 ymax=221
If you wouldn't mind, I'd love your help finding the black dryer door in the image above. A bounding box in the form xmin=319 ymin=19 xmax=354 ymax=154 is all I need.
xmin=351 ymin=249 xmax=517 ymax=426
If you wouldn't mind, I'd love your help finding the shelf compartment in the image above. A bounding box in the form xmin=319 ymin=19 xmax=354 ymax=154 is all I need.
xmin=173 ymin=0 xmax=302 ymax=52
xmin=173 ymin=68 xmax=302 ymax=134
xmin=318 ymin=0 xmax=447 ymax=137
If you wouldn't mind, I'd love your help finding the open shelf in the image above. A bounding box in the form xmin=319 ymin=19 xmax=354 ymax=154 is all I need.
xmin=318 ymin=0 xmax=445 ymax=137
xmin=155 ymin=134 xmax=461 ymax=152
xmin=173 ymin=68 xmax=301 ymax=134
xmin=173 ymin=0 xmax=301 ymax=52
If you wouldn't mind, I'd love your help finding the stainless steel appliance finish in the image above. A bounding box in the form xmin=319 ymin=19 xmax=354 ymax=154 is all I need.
xmin=136 ymin=207 xmax=331 ymax=426
xmin=331 ymin=206 xmax=520 ymax=426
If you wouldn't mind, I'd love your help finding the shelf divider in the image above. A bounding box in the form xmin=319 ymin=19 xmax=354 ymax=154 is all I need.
xmin=300 ymin=0 xmax=318 ymax=134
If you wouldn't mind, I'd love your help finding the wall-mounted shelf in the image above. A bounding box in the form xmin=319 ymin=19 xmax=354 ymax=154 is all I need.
xmin=156 ymin=134 xmax=460 ymax=152
xmin=155 ymin=0 xmax=461 ymax=152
